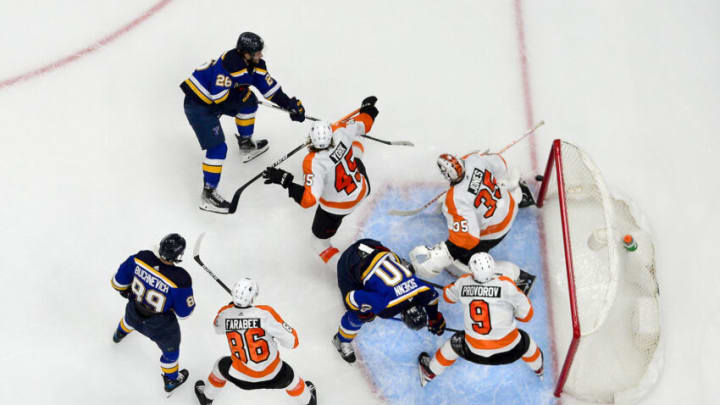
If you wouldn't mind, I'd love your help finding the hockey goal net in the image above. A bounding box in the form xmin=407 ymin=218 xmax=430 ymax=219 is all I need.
xmin=535 ymin=140 xmax=662 ymax=404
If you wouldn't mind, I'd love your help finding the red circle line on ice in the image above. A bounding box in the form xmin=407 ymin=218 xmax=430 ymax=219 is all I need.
xmin=0 ymin=0 xmax=174 ymax=90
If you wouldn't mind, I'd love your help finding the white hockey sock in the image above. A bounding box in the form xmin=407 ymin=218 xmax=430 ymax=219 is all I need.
xmin=285 ymin=374 xmax=311 ymax=404
xmin=521 ymin=337 xmax=543 ymax=372
xmin=428 ymin=340 xmax=459 ymax=376
xmin=203 ymin=360 xmax=228 ymax=400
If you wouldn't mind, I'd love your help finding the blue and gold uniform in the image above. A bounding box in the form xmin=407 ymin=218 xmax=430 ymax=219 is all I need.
xmin=111 ymin=249 xmax=195 ymax=381
xmin=181 ymin=46 xmax=302 ymax=191
xmin=335 ymin=239 xmax=440 ymax=343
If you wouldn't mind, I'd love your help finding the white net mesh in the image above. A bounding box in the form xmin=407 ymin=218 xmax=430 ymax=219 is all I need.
xmin=540 ymin=141 xmax=661 ymax=404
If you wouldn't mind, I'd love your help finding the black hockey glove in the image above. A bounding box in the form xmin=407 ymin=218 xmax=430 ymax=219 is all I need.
xmin=119 ymin=289 xmax=132 ymax=299
xmin=263 ymin=167 xmax=294 ymax=188
xmin=359 ymin=95 xmax=379 ymax=120
xmin=427 ymin=312 xmax=446 ymax=335
xmin=288 ymin=97 xmax=305 ymax=122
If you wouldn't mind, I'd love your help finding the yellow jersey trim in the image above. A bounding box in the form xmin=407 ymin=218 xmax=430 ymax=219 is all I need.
xmin=387 ymin=286 xmax=430 ymax=308
xmin=134 ymin=258 xmax=178 ymax=288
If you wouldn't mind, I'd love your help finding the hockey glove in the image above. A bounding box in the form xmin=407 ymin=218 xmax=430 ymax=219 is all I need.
xmin=357 ymin=312 xmax=376 ymax=323
xmin=359 ymin=95 xmax=379 ymax=120
xmin=288 ymin=98 xmax=305 ymax=122
xmin=427 ymin=312 xmax=446 ymax=335
xmin=119 ymin=289 xmax=132 ymax=299
xmin=263 ymin=167 xmax=294 ymax=188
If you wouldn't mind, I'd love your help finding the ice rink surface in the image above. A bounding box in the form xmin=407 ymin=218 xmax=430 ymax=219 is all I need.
xmin=0 ymin=1 xmax=718 ymax=404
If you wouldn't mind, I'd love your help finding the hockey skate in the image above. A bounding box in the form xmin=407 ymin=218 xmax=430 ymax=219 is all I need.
xmin=194 ymin=381 xmax=213 ymax=405
xmin=200 ymin=186 xmax=231 ymax=214
xmin=518 ymin=180 xmax=536 ymax=208
xmin=305 ymin=380 xmax=317 ymax=405
xmin=417 ymin=352 xmax=436 ymax=387
xmin=332 ymin=333 xmax=356 ymax=363
xmin=517 ymin=269 xmax=537 ymax=296
xmin=236 ymin=135 xmax=269 ymax=163
xmin=112 ymin=330 xmax=127 ymax=343
xmin=163 ymin=369 xmax=189 ymax=394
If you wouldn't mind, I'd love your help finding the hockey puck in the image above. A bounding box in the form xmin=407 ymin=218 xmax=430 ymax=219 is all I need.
xmin=535 ymin=175 xmax=544 ymax=182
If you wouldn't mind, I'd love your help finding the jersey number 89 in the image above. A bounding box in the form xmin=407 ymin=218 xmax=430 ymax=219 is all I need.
xmin=130 ymin=278 xmax=166 ymax=313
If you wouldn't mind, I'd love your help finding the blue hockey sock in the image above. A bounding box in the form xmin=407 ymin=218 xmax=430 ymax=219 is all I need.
xmin=203 ymin=143 xmax=227 ymax=188
xmin=235 ymin=105 xmax=257 ymax=137
xmin=160 ymin=350 xmax=180 ymax=380
xmin=337 ymin=311 xmax=363 ymax=343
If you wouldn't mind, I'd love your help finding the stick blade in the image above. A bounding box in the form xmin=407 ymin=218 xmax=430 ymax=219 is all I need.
xmin=193 ymin=232 xmax=206 ymax=263
xmin=387 ymin=208 xmax=423 ymax=217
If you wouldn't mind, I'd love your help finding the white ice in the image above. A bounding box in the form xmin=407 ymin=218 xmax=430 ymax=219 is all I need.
xmin=0 ymin=0 xmax=718 ymax=404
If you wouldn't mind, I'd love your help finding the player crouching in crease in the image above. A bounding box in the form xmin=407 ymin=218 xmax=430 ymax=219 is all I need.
xmin=262 ymin=97 xmax=379 ymax=266
xmin=409 ymin=151 xmax=537 ymax=294
xmin=331 ymin=238 xmax=446 ymax=363
xmin=110 ymin=233 xmax=195 ymax=394
xmin=418 ymin=252 xmax=544 ymax=386
xmin=193 ymin=278 xmax=316 ymax=405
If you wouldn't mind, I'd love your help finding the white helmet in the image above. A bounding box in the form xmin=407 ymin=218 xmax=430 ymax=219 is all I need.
xmin=232 ymin=278 xmax=259 ymax=307
xmin=469 ymin=252 xmax=496 ymax=283
xmin=309 ymin=121 xmax=333 ymax=149
xmin=437 ymin=154 xmax=465 ymax=183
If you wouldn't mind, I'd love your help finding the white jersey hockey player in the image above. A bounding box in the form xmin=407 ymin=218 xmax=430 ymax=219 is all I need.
xmin=418 ymin=253 xmax=543 ymax=387
xmin=193 ymin=278 xmax=316 ymax=405
xmin=409 ymin=152 xmax=536 ymax=292
xmin=262 ymin=96 xmax=379 ymax=265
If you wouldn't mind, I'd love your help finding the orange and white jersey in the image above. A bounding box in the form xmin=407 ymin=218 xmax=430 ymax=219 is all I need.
xmin=213 ymin=304 xmax=299 ymax=383
xmin=442 ymin=153 xmax=521 ymax=248
xmin=443 ymin=273 xmax=533 ymax=357
xmin=298 ymin=113 xmax=374 ymax=216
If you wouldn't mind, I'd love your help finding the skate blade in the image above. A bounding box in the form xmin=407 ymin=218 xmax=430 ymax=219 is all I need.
xmin=241 ymin=147 xmax=269 ymax=163
xmin=199 ymin=204 xmax=230 ymax=214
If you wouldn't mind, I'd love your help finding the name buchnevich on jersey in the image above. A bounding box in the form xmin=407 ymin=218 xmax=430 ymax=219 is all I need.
xmin=329 ymin=142 xmax=349 ymax=164
xmin=133 ymin=267 xmax=169 ymax=293
xmin=225 ymin=318 xmax=261 ymax=330
xmin=460 ymin=285 xmax=501 ymax=298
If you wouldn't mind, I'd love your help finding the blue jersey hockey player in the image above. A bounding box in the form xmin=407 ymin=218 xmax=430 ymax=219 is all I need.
xmin=111 ymin=233 xmax=196 ymax=393
xmin=181 ymin=32 xmax=306 ymax=213
xmin=331 ymin=239 xmax=447 ymax=363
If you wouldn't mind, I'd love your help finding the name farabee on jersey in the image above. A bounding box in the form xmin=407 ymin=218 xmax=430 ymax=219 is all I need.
xmin=225 ymin=318 xmax=261 ymax=330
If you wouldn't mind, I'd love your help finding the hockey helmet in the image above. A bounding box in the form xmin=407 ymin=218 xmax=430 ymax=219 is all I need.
xmin=233 ymin=278 xmax=259 ymax=307
xmin=236 ymin=32 xmax=264 ymax=55
xmin=469 ymin=252 xmax=496 ymax=283
xmin=437 ymin=154 xmax=465 ymax=184
xmin=401 ymin=305 xmax=428 ymax=330
xmin=158 ymin=233 xmax=186 ymax=263
xmin=308 ymin=121 xmax=333 ymax=150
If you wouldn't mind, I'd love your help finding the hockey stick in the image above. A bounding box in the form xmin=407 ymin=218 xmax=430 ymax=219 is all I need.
xmin=387 ymin=120 xmax=546 ymax=217
xmin=192 ymin=232 xmax=232 ymax=294
xmin=227 ymin=140 xmax=310 ymax=214
xmin=387 ymin=317 xmax=462 ymax=334
xmin=258 ymin=101 xmax=414 ymax=147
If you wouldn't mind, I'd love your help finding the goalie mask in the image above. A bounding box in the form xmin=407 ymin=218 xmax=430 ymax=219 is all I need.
xmin=469 ymin=252 xmax=496 ymax=283
xmin=308 ymin=121 xmax=333 ymax=150
xmin=401 ymin=305 xmax=428 ymax=330
xmin=233 ymin=278 xmax=259 ymax=307
xmin=437 ymin=154 xmax=465 ymax=184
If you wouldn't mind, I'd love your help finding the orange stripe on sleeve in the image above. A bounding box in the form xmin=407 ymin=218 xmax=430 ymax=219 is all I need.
xmin=443 ymin=284 xmax=456 ymax=304
xmin=256 ymin=305 xmax=299 ymax=348
xmin=300 ymin=152 xmax=318 ymax=208
xmin=445 ymin=188 xmax=481 ymax=249
xmin=352 ymin=140 xmax=364 ymax=154
xmin=353 ymin=112 xmax=374 ymax=133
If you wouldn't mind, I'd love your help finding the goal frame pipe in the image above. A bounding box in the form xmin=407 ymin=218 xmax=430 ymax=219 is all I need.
xmin=536 ymin=139 xmax=581 ymax=398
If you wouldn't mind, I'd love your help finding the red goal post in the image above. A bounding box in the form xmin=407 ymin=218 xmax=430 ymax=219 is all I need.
xmin=535 ymin=139 xmax=662 ymax=403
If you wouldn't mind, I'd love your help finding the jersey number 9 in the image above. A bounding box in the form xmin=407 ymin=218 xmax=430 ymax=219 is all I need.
xmin=469 ymin=299 xmax=492 ymax=335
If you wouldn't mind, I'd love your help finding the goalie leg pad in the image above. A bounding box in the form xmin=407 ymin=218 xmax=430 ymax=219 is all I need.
xmin=410 ymin=242 xmax=453 ymax=279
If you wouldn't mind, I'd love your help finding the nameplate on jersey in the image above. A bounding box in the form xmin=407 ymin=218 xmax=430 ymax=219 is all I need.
xmin=393 ymin=279 xmax=418 ymax=296
xmin=467 ymin=168 xmax=485 ymax=194
xmin=134 ymin=266 xmax=169 ymax=293
xmin=461 ymin=285 xmax=501 ymax=298
xmin=225 ymin=318 xmax=261 ymax=330
xmin=329 ymin=141 xmax=348 ymax=164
